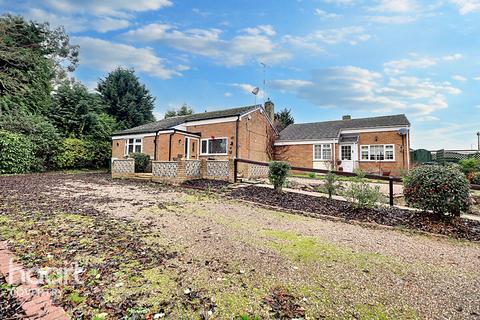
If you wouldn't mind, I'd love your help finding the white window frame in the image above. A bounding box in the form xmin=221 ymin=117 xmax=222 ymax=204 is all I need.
xmin=360 ymin=144 xmax=395 ymax=162
xmin=125 ymin=138 xmax=143 ymax=156
xmin=313 ymin=144 xmax=332 ymax=161
xmin=200 ymin=137 xmax=228 ymax=156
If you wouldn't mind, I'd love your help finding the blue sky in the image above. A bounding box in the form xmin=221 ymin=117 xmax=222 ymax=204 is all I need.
xmin=2 ymin=0 xmax=479 ymax=149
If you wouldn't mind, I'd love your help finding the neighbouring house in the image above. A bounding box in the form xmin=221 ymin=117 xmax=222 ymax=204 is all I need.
xmin=111 ymin=102 xmax=276 ymax=176
xmin=274 ymin=114 xmax=411 ymax=175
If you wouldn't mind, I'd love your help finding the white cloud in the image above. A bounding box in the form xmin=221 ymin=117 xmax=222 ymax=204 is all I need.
xmin=384 ymin=55 xmax=437 ymax=75
xmin=224 ymin=92 xmax=232 ymax=97
xmin=314 ymin=8 xmax=341 ymax=18
xmin=283 ymin=26 xmax=370 ymax=53
xmin=367 ymin=15 xmax=416 ymax=24
xmin=452 ymin=75 xmax=467 ymax=82
xmin=93 ymin=17 xmax=130 ymax=33
xmin=25 ymin=8 xmax=88 ymax=32
xmin=242 ymin=25 xmax=276 ymax=36
xmin=270 ymin=66 xmax=461 ymax=117
xmin=369 ymin=0 xmax=419 ymax=13
xmin=416 ymin=115 xmax=440 ymax=122
xmin=123 ymin=24 xmax=291 ymax=66
xmin=323 ymin=0 xmax=355 ymax=5
xmin=474 ymin=76 xmax=480 ymax=81
xmin=73 ymin=36 xmax=181 ymax=79
xmin=449 ymin=0 xmax=480 ymax=14
xmin=442 ymin=53 xmax=463 ymax=61
xmin=232 ymin=83 xmax=265 ymax=99
xmin=44 ymin=0 xmax=172 ymax=17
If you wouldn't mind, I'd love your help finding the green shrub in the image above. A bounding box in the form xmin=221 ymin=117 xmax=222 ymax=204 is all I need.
xmin=268 ymin=161 xmax=291 ymax=192
xmin=403 ymin=165 xmax=470 ymax=217
xmin=343 ymin=170 xmax=383 ymax=209
xmin=129 ymin=153 xmax=150 ymax=173
xmin=0 ymin=130 xmax=35 ymax=174
xmin=0 ymin=114 xmax=61 ymax=171
xmin=322 ymin=171 xmax=340 ymax=199
xmin=458 ymin=158 xmax=480 ymax=175
xmin=470 ymin=172 xmax=480 ymax=185
xmin=56 ymin=138 xmax=90 ymax=169
xmin=308 ymin=172 xmax=316 ymax=179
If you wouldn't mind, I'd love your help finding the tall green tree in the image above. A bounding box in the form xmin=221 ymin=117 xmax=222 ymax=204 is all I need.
xmin=51 ymin=80 xmax=106 ymax=137
xmin=274 ymin=108 xmax=294 ymax=131
xmin=98 ymin=68 xmax=155 ymax=129
xmin=0 ymin=14 xmax=78 ymax=116
xmin=164 ymin=103 xmax=194 ymax=119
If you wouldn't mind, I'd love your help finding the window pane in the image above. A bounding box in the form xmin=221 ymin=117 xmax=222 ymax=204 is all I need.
xmin=361 ymin=146 xmax=369 ymax=160
xmin=128 ymin=145 xmax=134 ymax=153
xmin=135 ymin=145 xmax=141 ymax=153
xmin=135 ymin=139 xmax=141 ymax=143
xmin=314 ymin=145 xmax=322 ymax=159
xmin=129 ymin=139 xmax=134 ymax=143
xmin=201 ymin=140 xmax=207 ymax=154
xmin=208 ymin=138 xmax=227 ymax=154
xmin=341 ymin=145 xmax=351 ymax=160
xmin=322 ymin=145 xmax=331 ymax=160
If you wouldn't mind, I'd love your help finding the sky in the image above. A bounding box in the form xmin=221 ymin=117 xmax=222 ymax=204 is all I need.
xmin=2 ymin=0 xmax=480 ymax=150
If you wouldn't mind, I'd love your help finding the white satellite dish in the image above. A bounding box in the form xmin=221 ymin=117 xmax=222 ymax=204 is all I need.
xmin=251 ymin=87 xmax=260 ymax=95
xmin=398 ymin=128 xmax=408 ymax=135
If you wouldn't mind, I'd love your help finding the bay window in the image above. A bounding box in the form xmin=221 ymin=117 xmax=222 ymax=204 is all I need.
xmin=201 ymin=137 xmax=227 ymax=155
xmin=313 ymin=144 xmax=332 ymax=160
xmin=360 ymin=145 xmax=395 ymax=161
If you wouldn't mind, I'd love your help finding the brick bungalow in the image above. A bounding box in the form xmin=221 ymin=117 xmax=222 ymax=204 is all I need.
xmin=112 ymin=103 xmax=411 ymax=176
xmin=274 ymin=114 xmax=411 ymax=175
xmin=111 ymin=102 xmax=276 ymax=175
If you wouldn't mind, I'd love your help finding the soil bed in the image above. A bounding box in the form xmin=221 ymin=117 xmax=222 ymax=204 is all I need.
xmin=229 ymin=185 xmax=480 ymax=241
xmin=182 ymin=179 xmax=231 ymax=191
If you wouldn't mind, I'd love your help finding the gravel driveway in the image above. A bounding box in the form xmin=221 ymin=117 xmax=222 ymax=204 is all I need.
xmin=1 ymin=173 xmax=479 ymax=319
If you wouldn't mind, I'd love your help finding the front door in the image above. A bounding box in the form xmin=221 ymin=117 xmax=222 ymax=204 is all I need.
xmin=184 ymin=137 xmax=199 ymax=160
xmin=340 ymin=144 xmax=357 ymax=172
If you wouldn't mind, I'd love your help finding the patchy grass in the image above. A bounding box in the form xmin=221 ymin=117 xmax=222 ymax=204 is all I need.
xmin=1 ymin=173 xmax=479 ymax=319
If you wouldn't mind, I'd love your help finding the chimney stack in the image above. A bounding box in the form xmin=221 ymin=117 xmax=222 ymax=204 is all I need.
xmin=342 ymin=115 xmax=351 ymax=120
xmin=264 ymin=100 xmax=274 ymax=122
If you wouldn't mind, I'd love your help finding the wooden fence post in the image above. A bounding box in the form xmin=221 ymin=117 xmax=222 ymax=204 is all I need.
xmin=389 ymin=177 xmax=394 ymax=206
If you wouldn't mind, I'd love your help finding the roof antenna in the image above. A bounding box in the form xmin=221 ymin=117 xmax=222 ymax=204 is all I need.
xmin=260 ymin=62 xmax=266 ymax=106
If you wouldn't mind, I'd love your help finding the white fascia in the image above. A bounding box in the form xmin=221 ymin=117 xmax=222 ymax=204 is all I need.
xmin=112 ymin=133 xmax=157 ymax=140
xmin=274 ymin=139 xmax=338 ymax=146
xmin=340 ymin=126 xmax=409 ymax=134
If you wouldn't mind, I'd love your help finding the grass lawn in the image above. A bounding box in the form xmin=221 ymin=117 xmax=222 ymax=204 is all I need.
xmin=1 ymin=173 xmax=479 ymax=319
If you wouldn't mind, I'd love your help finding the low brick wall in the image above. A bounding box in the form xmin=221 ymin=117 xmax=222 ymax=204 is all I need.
xmin=247 ymin=163 xmax=269 ymax=179
xmin=112 ymin=159 xmax=134 ymax=177
xmin=113 ymin=158 xmax=234 ymax=184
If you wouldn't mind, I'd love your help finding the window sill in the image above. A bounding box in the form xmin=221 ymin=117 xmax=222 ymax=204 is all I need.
xmin=359 ymin=160 xmax=396 ymax=162
xmin=200 ymin=153 xmax=228 ymax=156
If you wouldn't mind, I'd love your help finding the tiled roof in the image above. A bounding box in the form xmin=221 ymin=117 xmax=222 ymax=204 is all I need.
xmin=278 ymin=114 xmax=410 ymax=141
xmin=113 ymin=105 xmax=260 ymax=136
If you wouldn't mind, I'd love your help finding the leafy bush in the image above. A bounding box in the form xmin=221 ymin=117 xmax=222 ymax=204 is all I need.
xmin=403 ymin=165 xmax=470 ymax=217
xmin=458 ymin=158 xmax=480 ymax=175
xmin=268 ymin=161 xmax=291 ymax=192
xmin=343 ymin=170 xmax=383 ymax=209
xmin=56 ymin=138 xmax=90 ymax=169
xmin=0 ymin=130 xmax=35 ymax=174
xmin=129 ymin=153 xmax=150 ymax=173
xmin=308 ymin=172 xmax=316 ymax=179
xmin=470 ymin=172 xmax=480 ymax=185
xmin=0 ymin=114 xmax=61 ymax=171
xmin=322 ymin=171 xmax=340 ymax=199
